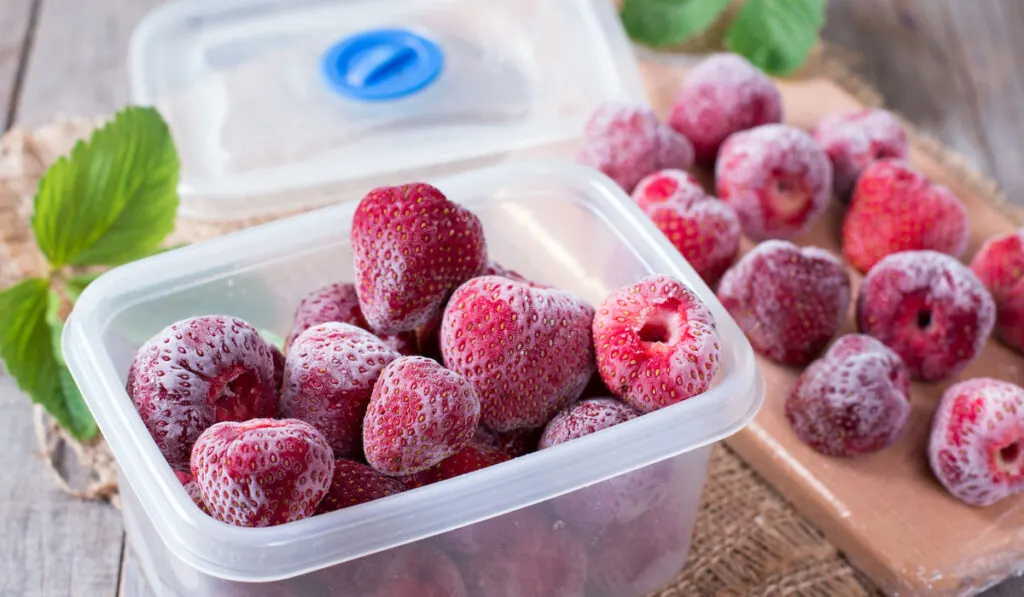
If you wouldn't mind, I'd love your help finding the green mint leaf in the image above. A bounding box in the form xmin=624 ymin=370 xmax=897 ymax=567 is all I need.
xmin=259 ymin=329 xmax=286 ymax=352
xmin=65 ymin=272 xmax=102 ymax=302
xmin=725 ymin=0 xmax=827 ymax=76
xmin=31 ymin=106 xmax=180 ymax=268
xmin=46 ymin=290 xmax=98 ymax=439
xmin=621 ymin=0 xmax=731 ymax=48
xmin=0 ymin=279 xmax=96 ymax=440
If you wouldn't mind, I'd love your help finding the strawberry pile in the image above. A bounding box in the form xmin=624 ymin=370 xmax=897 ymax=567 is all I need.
xmin=126 ymin=179 xmax=724 ymax=546
xmin=575 ymin=51 xmax=1024 ymax=509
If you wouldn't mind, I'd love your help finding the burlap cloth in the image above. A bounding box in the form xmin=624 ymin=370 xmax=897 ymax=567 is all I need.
xmin=1 ymin=52 xmax=1013 ymax=596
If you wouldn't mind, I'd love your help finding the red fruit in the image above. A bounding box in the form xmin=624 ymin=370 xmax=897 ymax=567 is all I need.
xmin=843 ymin=159 xmax=968 ymax=272
xmin=128 ymin=315 xmax=279 ymax=471
xmin=929 ymin=378 xmax=1024 ymax=507
xmin=539 ymin=398 xmax=639 ymax=449
xmin=593 ymin=275 xmax=720 ymax=412
xmin=269 ymin=343 xmax=285 ymax=394
xmin=575 ymin=102 xmax=694 ymax=192
xmin=632 ymin=169 xmax=741 ymax=285
xmin=404 ymin=440 xmax=510 ymax=488
xmin=718 ymin=240 xmax=851 ymax=366
xmin=459 ymin=512 xmax=588 ymax=597
xmin=190 ymin=418 xmax=333 ymax=527
xmin=441 ymin=276 xmax=595 ymax=432
xmin=970 ymin=230 xmax=1024 ymax=353
xmin=716 ymin=124 xmax=832 ymax=241
xmin=351 ymin=183 xmax=488 ymax=334
xmin=668 ymin=53 xmax=783 ymax=166
xmin=481 ymin=261 xmax=529 ymax=284
xmin=281 ymin=323 xmax=400 ymax=457
xmin=315 ymin=459 xmax=406 ymax=514
xmin=324 ymin=545 xmax=467 ymax=597
xmin=175 ymin=470 xmax=209 ymax=514
xmin=551 ymin=461 xmax=672 ymax=535
xmin=363 ymin=356 xmax=481 ymax=475
xmin=285 ymin=282 xmax=416 ymax=356
xmin=812 ymin=109 xmax=909 ymax=202
xmin=786 ymin=334 xmax=911 ymax=456
xmin=586 ymin=500 xmax=693 ymax=597
xmin=857 ymin=251 xmax=995 ymax=381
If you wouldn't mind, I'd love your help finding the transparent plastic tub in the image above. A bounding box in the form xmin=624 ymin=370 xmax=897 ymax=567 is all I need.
xmin=64 ymin=160 xmax=762 ymax=596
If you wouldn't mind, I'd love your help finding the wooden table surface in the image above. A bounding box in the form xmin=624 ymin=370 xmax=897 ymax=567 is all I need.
xmin=1 ymin=1 xmax=1022 ymax=595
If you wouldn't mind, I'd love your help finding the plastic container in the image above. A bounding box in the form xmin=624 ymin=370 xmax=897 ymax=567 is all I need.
xmin=64 ymin=160 xmax=763 ymax=596
xmin=128 ymin=0 xmax=646 ymax=220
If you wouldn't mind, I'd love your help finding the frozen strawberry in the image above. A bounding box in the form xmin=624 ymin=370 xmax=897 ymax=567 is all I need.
xmin=441 ymin=508 xmax=547 ymax=556
xmin=575 ymin=102 xmax=694 ymax=192
xmin=632 ymin=169 xmax=741 ymax=285
xmin=971 ymin=230 xmax=1024 ymax=353
xmin=929 ymin=378 xmax=1024 ymax=507
xmin=812 ymin=109 xmax=909 ymax=202
xmin=593 ymin=275 xmax=720 ymax=412
xmin=190 ymin=418 xmax=333 ymax=527
xmin=315 ymin=459 xmax=406 ymax=514
xmin=175 ymin=470 xmax=209 ymax=514
xmin=324 ymin=545 xmax=467 ymax=597
xmin=668 ymin=53 xmax=783 ymax=166
xmin=363 ymin=356 xmax=480 ymax=475
xmin=352 ymin=183 xmax=488 ymax=334
xmin=491 ymin=427 xmax=542 ymax=458
xmin=586 ymin=499 xmax=693 ymax=597
xmin=716 ymin=124 xmax=832 ymax=241
xmin=285 ymin=282 xmax=417 ymax=356
xmin=403 ymin=440 xmax=510 ymax=488
xmin=441 ymin=276 xmax=595 ymax=432
xmin=553 ymin=462 xmax=672 ymax=536
xmin=857 ymin=251 xmax=995 ymax=381
xmin=843 ymin=159 xmax=968 ymax=272
xmin=786 ymin=334 xmax=911 ymax=456
xmin=460 ymin=512 xmax=588 ymax=597
xmin=539 ymin=398 xmax=639 ymax=449
xmin=128 ymin=315 xmax=280 ymax=471
xmin=269 ymin=343 xmax=285 ymax=394
xmin=281 ymin=323 xmax=400 ymax=457
xmin=718 ymin=241 xmax=851 ymax=366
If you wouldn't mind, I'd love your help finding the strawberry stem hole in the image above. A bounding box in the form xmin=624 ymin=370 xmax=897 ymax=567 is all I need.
xmin=916 ymin=310 xmax=932 ymax=329
xmin=639 ymin=321 xmax=670 ymax=343
xmin=999 ymin=442 xmax=1021 ymax=470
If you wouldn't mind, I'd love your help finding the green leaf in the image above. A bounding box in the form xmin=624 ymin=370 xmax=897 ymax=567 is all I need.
xmin=621 ymin=0 xmax=731 ymax=48
xmin=0 ymin=279 xmax=97 ymax=440
xmin=31 ymin=106 xmax=180 ymax=268
xmin=45 ymin=290 xmax=98 ymax=439
xmin=65 ymin=272 xmax=102 ymax=302
xmin=259 ymin=329 xmax=286 ymax=352
xmin=725 ymin=0 xmax=827 ymax=76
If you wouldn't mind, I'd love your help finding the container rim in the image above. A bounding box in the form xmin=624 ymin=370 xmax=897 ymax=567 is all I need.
xmin=63 ymin=160 xmax=763 ymax=582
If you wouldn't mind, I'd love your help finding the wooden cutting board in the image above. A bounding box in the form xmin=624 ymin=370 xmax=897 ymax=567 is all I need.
xmin=639 ymin=58 xmax=1024 ymax=597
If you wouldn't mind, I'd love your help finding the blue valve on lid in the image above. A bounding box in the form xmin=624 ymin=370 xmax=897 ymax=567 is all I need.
xmin=322 ymin=28 xmax=444 ymax=101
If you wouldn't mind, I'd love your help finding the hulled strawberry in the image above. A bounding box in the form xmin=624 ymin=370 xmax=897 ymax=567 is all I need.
xmin=351 ymin=183 xmax=487 ymax=334
xmin=315 ymin=459 xmax=406 ymax=514
xmin=440 ymin=276 xmax=595 ymax=432
xmin=971 ymin=229 xmax=1024 ymax=353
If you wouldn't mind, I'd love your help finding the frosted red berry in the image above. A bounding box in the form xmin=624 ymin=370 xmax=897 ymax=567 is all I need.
xmin=843 ymin=159 xmax=968 ymax=272
xmin=857 ymin=251 xmax=995 ymax=381
xmin=128 ymin=315 xmax=279 ymax=471
xmin=441 ymin=276 xmax=595 ymax=432
xmin=539 ymin=398 xmax=639 ymax=449
xmin=190 ymin=418 xmax=333 ymax=527
xmin=281 ymin=322 xmax=400 ymax=457
xmin=285 ymin=282 xmax=416 ymax=355
xmin=315 ymin=459 xmax=406 ymax=514
xmin=668 ymin=53 xmax=783 ymax=166
xmin=786 ymin=334 xmax=911 ymax=456
xmin=576 ymin=102 xmax=694 ymax=192
xmin=632 ymin=169 xmax=741 ymax=285
xmin=352 ymin=546 xmax=468 ymax=597
xmin=175 ymin=470 xmax=209 ymax=514
xmin=970 ymin=229 xmax=1024 ymax=353
xmin=363 ymin=356 xmax=480 ymax=476
xmin=929 ymin=378 xmax=1024 ymax=507
xmin=812 ymin=109 xmax=908 ymax=202
xmin=351 ymin=183 xmax=487 ymax=334
xmin=594 ymin=275 xmax=721 ymax=412
xmin=403 ymin=440 xmax=510 ymax=489
xmin=716 ymin=124 xmax=832 ymax=241
xmin=718 ymin=240 xmax=851 ymax=366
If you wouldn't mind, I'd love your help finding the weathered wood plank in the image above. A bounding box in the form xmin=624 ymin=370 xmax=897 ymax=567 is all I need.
xmin=13 ymin=0 xmax=165 ymax=127
xmin=0 ymin=0 xmax=36 ymax=129
xmin=0 ymin=377 xmax=125 ymax=597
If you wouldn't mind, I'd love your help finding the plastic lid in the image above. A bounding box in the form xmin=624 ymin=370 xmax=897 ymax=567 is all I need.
xmin=128 ymin=0 xmax=646 ymax=220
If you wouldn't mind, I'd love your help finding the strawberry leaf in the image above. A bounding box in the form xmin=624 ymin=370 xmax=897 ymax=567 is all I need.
xmin=725 ymin=0 xmax=827 ymax=76
xmin=621 ymin=0 xmax=731 ymax=48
